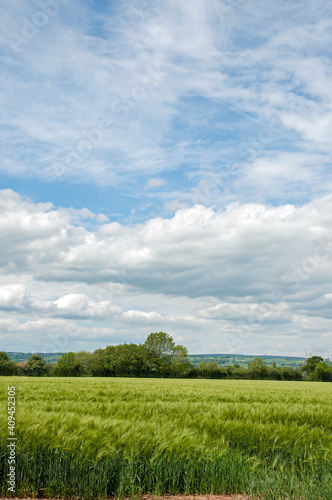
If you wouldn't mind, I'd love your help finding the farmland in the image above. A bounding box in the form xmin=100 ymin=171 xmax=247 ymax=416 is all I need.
xmin=0 ymin=377 xmax=332 ymax=500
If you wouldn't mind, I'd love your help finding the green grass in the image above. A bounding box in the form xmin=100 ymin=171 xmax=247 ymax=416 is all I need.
xmin=1 ymin=377 xmax=332 ymax=499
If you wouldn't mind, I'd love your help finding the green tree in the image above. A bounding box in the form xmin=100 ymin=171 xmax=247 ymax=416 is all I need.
xmin=16 ymin=361 xmax=28 ymax=376
xmin=280 ymin=367 xmax=302 ymax=381
xmin=102 ymin=343 xmax=149 ymax=377
xmin=170 ymin=345 xmax=192 ymax=377
xmin=206 ymin=360 xmax=219 ymax=371
xmin=0 ymin=352 xmax=17 ymax=375
xmin=313 ymin=361 xmax=332 ymax=382
xmin=144 ymin=332 xmax=175 ymax=360
xmin=102 ymin=345 xmax=116 ymax=376
xmin=75 ymin=351 xmax=93 ymax=376
xmin=205 ymin=361 xmax=219 ymax=378
xmin=144 ymin=332 xmax=176 ymax=376
xmin=54 ymin=352 xmax=80 ymax=376
xmin=46 ymin=362 xmax=57 ymax=376
xmin=197 ymin=361 xmax=207 ymax=377
xmin=267 ymin=365 xmax=281 ymax=380
xmin=26 ymin=354 xmax=47 ymax=377
xmin=248 ymin=357 xmax=268 ymax=379
xmin=301 ymin=356 xmax=324 ymax=376
xmin=218 ymin=367 xmax=227 ymax=378
xmin=228 ymin=365 xmax=248 ymax=379
xmin=87 ymin=349 xmax=104 ymax=376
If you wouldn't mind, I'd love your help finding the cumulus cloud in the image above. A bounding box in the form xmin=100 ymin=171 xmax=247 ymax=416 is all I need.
xmin=0 ymin=284 xmax=29 ymax=310
xmin=54 ymin=293 xmax=121 ymax=318
xmin=2 ymin=190 xmax=332 ymax=298
xmin=0 ymin=189 xmax=331 ymax=355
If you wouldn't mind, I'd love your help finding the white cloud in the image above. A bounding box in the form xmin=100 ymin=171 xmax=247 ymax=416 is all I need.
xmin=145 ymin=178 xmax=167 ymax=189
xmin=0 ymin=284 xmax=29 ymax=309
xmin=0 ymin=189 xmax=331 ymax=355
xmin=54 ymin=293 xmax=121 ymax=318
xmin=122 ymin=310 xmax=165 ymax=322
xmin=1 ymin=0 xmax=332 ymax=200
xmin=1 ymin=1 xmax=332 ymax=357
xmin=2 ymin=190 xmax=332 ymax=298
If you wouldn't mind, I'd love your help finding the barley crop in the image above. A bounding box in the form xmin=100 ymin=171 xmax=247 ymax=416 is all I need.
xmin=0 ymin=377 xmax=331 ymax=499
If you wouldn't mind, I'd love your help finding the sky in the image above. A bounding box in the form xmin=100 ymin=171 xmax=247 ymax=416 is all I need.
xmin=0 ymin=0 xmax=332 ymax=357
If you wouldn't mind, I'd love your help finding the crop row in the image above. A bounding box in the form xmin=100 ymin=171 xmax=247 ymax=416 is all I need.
xmin=0 ymin=377 xmax=331 ymax=499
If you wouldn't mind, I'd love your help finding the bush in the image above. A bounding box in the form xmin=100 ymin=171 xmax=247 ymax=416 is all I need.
xmin=280 ymin=367 xmax=303 ymax=381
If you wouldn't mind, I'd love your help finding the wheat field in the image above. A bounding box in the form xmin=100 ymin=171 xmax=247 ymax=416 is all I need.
xmin=0 ymin=377 xmax=331 ymax=499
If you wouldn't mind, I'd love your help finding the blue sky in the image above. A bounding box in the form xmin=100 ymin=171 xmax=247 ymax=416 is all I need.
xmin=0 ymin=0 xmax=332 ymax=356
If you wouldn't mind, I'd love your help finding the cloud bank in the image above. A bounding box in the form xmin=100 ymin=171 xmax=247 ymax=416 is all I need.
xmin=0 ymin=189 xmax=331 ymax=355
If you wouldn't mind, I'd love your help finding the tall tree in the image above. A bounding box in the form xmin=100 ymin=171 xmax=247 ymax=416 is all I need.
xmin=170 ymin=345 xmax=192 ymax=377
xmin=75 ymin=351 xmax=93 ymax=376
xmin=197 ymin=360 xmax=207 ymax=376
xmin=144 ymin=332 xmax=176 ymax=376
xmin=206 ymin=360 xmax=219 ymax=372
xmin=248 ymin=357 xmax=268 ymax=379
xmin=144 ymin=332 xmax=175 ymax=360
xmin=26 ymin=354 xmax=47 ymax=377
xmin=313 ymin=361 xmax=332 ymax=382
xmin=54 ymin=352 xmax=80 ymax=376
xmin=102 ymin=343 xmax=149 ymax=377
xmin=87 ymin=349 xmax=104 ymax=376
xmin=301 ymin=356 xmax=324 ymax=375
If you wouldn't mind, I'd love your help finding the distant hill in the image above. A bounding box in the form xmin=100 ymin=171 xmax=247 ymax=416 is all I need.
xmin=6 ymin=352 xmax=65 ymax=364
xmin=7 ymin=351 xmax=306 ymax=369
xmin=188 ymin=353 xmax=306 ymax=369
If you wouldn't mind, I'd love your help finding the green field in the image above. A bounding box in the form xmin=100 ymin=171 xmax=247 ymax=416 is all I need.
xmin=187 ymin=354 xmax=306 ymax=369
xmin=1 ymin=377 xmax=332 ymax=500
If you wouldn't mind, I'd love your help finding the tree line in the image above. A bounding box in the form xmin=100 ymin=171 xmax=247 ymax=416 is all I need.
xmin=1 ymin=332 xmax=331 ymax=381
